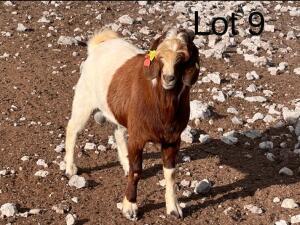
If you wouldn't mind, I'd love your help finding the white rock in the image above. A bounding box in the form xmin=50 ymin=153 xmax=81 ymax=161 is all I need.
xmin=244 ymin=204 xmax=263 ymax=214
xmin=66 ymin=214 xmax=76 ymax=225
xmin=275 ymin=220 xmax=288 ymax=225
xmin=227 ymin=107 xmax=238 ymax=115
xmin=0 ymin=203 xmax=18 ymax=217
xmin=244 ymin=54 xmax=267 ymax=67
xmin=71 ymin=197 xmax=78 ymax=203
xmin=181 ymin=125 xmax=194 ymax=143
xmin=189 ymin=100 xmax=211 ymax=120
xmin=0 ymin=169 xmax=8 ymax=176
xmin=243 ymin=130 xmax=261 ymax=139
xmin=291 ymin=214 xmax=300 ymax=224
xmin=34 ymin=170 xmax=49 ymax=177
xmin=273 ymin=197 xmax=281 ymax=203
xmin=281 ymin=198 xmax=298 ymax=209
xmin=282 ymin=107 xmax=300 ymax=124
xmin=138 ymin=1 xmax=147 ymax=6
xmin=221 ymin=131 xmax=238 ymax=145
xmin=265 ymin=24 xmax=275 ymax=32
xmin=199 ymin=134 xmax=211 ymax=144
xmin=246 ymin=84 xmax=257 ymax=92
xmin=84 ymin=142 xmax=96 ymax=150
xmin=182 ymin=190 xmax=192 ymax=197
xmin=264 ymin=115 xmax=275 ymax=123
xmin=21 ymin=156 xmax=30 ymax=161
xmin=95 ymin=14 xmax=101 ymax=20
xmin=245 ymin=96 xmax=267 ymax=103
xmin=55 ymin=143 xmax=65 ymax=153
xmin=231 ymin=116 xmax=243 ymax=125
xmin=180 ymin=179 xmax=190 ymax=187
xmin=213 ymin=91 xmax=226 ymax=102
xmin=194 ymin=179 xmax=211 ymax=194
xmin=118 ymin=15 xmax=134 ymax=25
xmin=259 ymin=141 xmax=273 ymax=150
xmin=57 ymin=36 xmax=78 ymax=46
xmin=182 ymin=155 xmax=191 ymax=163
xmin=36 ymin=159 xmax=48 ymax=168
xmin=139 ymin=26 xmax=150 ymax=35
xmin=290 ymin=9 xmax=300 ymax=17
xmin=249 ymin=112 xmax=264 ymax=123
xmin=29 ymin=208 xmax=41 ymax=215
xmin=38 ymin=16 xmax=50 ymax=23
xmin=97 ymin=145 xmax=107 ymax=152
xmin=159 ymin=179 xmax=166 ymax=187
xmin=68 ymin=175 xmax=86 ymax=189
xmin=3 ymin=1 xmax=13 ymax=6
xmin=207 ymin=72 xmax=221 ymax=84
xmin=59 ymin=161 xmax=66 ymax=171
xmin=116 ymin=202 xmax=123 ymax=210
xmin=294 ymin=68 xmax=300 ymax=75
xmin=287 ymin=31 xmax=296 ymax=40
xmin=266 ymin=152 xmax=275 ymax=162
xmin=17 ymin=23 xmax=27 ymax=32
xmin=279 ymin=167 xmax=294 ymax=176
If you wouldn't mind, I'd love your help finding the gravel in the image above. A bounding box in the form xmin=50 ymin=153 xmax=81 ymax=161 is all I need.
xmin=244 ymin=204 xmax=263 ymax=214
xmin=281 ymin=198 xmax=298 ymax=209
xmin=0 ymin=203 xmax=18 ymax=218
xmin=66 ymin=213 xmax=76 ymax=225
xmin=194 ymin=179 xmax=211 ymax=194
xmin=34 ymin=170 xmax=49 ymax=177
xmin=279 ymin=167 xmax=294 ymax=176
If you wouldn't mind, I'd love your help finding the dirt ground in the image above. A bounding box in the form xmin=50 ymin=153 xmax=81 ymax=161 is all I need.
xmin=0 ymin=1 xmax=300 ymax=225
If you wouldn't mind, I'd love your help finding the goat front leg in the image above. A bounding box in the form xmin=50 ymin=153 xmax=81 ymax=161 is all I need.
xmin=162 ymin=140 xmax=182 ymax=218
xmin=122 ymin=139 xmax=143 ymax=221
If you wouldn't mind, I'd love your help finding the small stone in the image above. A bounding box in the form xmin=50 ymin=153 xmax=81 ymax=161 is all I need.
xmin=34 ymin=170 xmax=49 ymax=177
xmin=52 ymin=203 xmax=70 ymax=214
xmin=244 ymin=204 xmax=263 ymax=214
xmin=118 ymin=15 xmax=134 ymax=25
xmin=246 ymin=71 xmax=260 ymax=80
xmin=259 ymin=141 xmax=273 ymax=150
xmin=182 ymin=155 xmax=191 ymax=163
xmin=199 ymin=134 xmax=211 ymax=144
xmin=275 ymin=220 xmax=288 ymax=225
xmin=16 ymin=23 xmax=27 ymax=32
xmin=266 ymin=153 xmax=276 ymax=162
xmin=194 ymin=179 xmax=211 ymax=194
xmin=221 ymin=131 xmax=238 ymax=145
xmin=0 ymin=203 xmax=18 ymax=217
xmin=291 ymin=214 xmax=300 ymax=224
xmin=84 ymin=142 xmax=96 ymax=150
xmin=182 ymin=190 xmax=192 ymax=197
xmin=207 ymin=72 xmax=221 ymax=84
xmin=68 ymin=175 xmax=86 ymax=189
xmin=213 ymin=91 xmax=226 ymax=102
xmin=71 ymin=197 xmax=78 ymax=203
xmin=57 ymin=36 xmax=78 ymax=46
xmin=21 ymin=156 xmax=30 ymax=161
xmin=246 ymin=84 xmax=257 ymax=92
xmin=66 ymin=213 xmax=76 ymax=225
xmin=245 ymin=96 xmax=267 ymax=103
xmin=279 ymin=167 xmax=294 ymax=176
xmin=243 ymin=130 xmax=261 ymax=139
xmin=273 ymin=197 xmax=281 ymax=203
xmin=294 ymin=68 xmax=300 ymax=76
xmin=116 ymin=202 xmax=123 ymax=210
xmin=189 ymin=100 xmax=211 ymax=120
xmin=180 ymin=179 xmax=190 ymax=187
xmin=159 ymin=179 xmax=166 ymax=187
xmin=181 ymin=125 xmax=194 ymax=143
xmin=281 ymin=198 xmax=298 ymax=209
xmin=38 ymin=16 xmax=50 ymax=23
xmin=36 ymin=159 xmax=48 ymax=168
xmin=28 ymin=208 xmax=41 ymax=215
xmin=59 ymin=161 xmax=66 ymax=171
xmin=0 ymin=169 xmax=8 ymax=176
xmin=231 ymin=116 xmax=243 ymax=125
xmin=54 ymin=143 xmax=65 ymax=153
xmin=227 ymin=107 xmax=239 ymax=115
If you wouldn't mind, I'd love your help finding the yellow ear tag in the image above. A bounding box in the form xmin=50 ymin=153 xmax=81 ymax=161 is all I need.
xmin=148 ymin=50 xmax=156 ymax=61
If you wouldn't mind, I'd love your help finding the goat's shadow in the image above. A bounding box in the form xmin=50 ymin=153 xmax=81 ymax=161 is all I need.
xmin=140 ymin=124 xmax=300 ymax=216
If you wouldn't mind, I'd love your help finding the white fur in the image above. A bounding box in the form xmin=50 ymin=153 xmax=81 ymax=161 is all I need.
xmin=115 ymin=127 xmax=129 ymax=175
xmin=122 ymin=197 xmax=138 ymax=221
xmin=163 ymin=167 xmax=182 ymax=218
xmin=65 ymin=37 xmax=143 ymax=177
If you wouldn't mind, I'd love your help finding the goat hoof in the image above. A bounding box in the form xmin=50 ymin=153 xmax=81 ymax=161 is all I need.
xmin=121 ymin=197 xmax=138 ymax=221
xmin=65 ymin=164 xmax=78 ymax=178
xmin=167 ymin=203 xmax=183 ymax=219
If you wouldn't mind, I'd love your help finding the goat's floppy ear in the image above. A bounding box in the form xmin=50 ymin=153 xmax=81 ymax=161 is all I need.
xmin=143 ymin=57 xmax=161 ymax=80
xmin=182 ymin=44 xmax=200 ymax=86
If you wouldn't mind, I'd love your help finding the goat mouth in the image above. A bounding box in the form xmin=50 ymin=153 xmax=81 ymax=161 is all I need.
xmin=162 ymin=81 xmax=176 ymax=90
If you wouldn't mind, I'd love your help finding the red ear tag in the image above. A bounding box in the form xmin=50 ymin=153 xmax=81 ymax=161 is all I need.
xmin=144 ymin=58 xmax=151 ymax=67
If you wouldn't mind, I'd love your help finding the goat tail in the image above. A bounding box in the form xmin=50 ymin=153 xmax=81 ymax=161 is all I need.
xmin=87 ymin=29 xmax=119 ymax=55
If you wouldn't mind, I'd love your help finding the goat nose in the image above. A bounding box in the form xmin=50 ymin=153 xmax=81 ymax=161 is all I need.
xmin=163 ymin=75 xmax=175 ymax=83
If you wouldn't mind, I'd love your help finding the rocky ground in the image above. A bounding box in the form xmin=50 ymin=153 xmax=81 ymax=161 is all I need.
xmin=0 ymin=1 xmax=300 ymax=225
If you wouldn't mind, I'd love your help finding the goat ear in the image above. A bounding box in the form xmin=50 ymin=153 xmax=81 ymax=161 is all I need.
xmin=182 ymin=44 xmax=200 ymax=86
xmin=143 ymin=58 xmax=161 ymax=80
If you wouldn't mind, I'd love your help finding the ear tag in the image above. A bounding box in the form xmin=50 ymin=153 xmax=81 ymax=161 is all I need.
xmin=144 ymin=50 xmax=156 ymax=67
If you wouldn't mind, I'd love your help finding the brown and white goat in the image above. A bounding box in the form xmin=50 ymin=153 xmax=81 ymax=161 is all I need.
xmin=64 ymin=28 xmax=200 ymax=220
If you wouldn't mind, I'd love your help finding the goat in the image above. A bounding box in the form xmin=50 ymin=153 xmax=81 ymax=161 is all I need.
xmin=64 ymin=28 xmax=200 ymax=220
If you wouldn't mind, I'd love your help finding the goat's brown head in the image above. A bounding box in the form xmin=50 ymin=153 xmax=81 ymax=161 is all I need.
xmin=143 ymin=28 xmax=200 ymax=90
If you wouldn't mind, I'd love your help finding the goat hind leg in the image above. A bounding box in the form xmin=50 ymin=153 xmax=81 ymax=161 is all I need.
xmin=115 ymin=127 xmax=129 ymax=175
xmin=64 ymin=96 xmax=93 ymax=177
